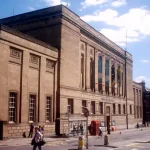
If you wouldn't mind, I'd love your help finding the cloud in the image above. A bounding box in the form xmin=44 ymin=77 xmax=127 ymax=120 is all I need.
xmin=100 ymin=28 xmax=139 ymax=46
xmin=28 ymin=6 xmax=35 ymax=11
xmin=134 ymin=76 xmax=150 ymax=83
xmin=111 ymin=0 xmax=127 ymax=7
xmin=41 ymin=0 xmax=70 ymax=6
xmin=140 ymin=60 xmax=149 ymax=63
xmin=81 ymin=0 xmax=109 ymax=8
xmin=81 ymin=7 xmax=150 ymax=46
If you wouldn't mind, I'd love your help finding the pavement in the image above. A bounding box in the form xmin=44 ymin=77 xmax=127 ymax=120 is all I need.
xmin=0 ymin=127 xmax=150 ymax=149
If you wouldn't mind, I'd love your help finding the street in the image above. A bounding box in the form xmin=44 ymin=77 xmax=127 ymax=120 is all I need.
xmin=1 ymin=128 xmax=150 ymax=150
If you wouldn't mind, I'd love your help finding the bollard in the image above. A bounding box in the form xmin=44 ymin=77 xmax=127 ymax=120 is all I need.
xmin=78 ymin=135 xmax=85 ymax=150
xmin=104 ymin=135 xmax=109 ymax=146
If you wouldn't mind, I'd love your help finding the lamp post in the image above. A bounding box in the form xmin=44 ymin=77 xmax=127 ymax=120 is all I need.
xmin=82 ymin=106 xmax=89 ymax=149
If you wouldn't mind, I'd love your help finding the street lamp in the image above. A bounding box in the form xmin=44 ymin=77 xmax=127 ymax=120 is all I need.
xmin=82 ymin=106 xmax=89 ymax=149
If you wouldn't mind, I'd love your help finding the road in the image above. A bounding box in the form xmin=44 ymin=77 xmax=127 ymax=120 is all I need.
xmin=1 ymin=128 xmax=150 ymax=150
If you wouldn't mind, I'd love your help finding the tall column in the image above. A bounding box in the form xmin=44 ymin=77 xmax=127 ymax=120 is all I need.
xmin=21 ymin=51 xmax=29 ymax=123
xmin=95 ymin=50 xmax=98 ymax=92
xmin=115 ymin=63 xmax=117 ymax=96
xmin=86 ymin=44 xmax=91 ymax=91
xmin=120 ymin=66 xmax=122 ymax=97
xmin=39 ymin=57 xmax=46 ymax=122
xmin=102 ymin=54 xmax=106 ymax=94
xmin=109 ymin=58 xmax=112 ymax=95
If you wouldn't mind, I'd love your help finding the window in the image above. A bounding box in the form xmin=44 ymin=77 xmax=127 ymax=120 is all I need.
xmin=111 ymin=65 xmax=115 ymax=96
xmin=130 ymin=105 xmax=132 ymax=114
xmin=68 ymin=99 xmax=74 ymax=114
xmin=82 ymin=100 xmax=87 ymax=113
xmin=113 ymin=104 xmax=116 ymax=114
xmin=105 ymin=59 xmax=109 ymax=94
xmin=122 ymin=72 xmax=124 ymax=96
xmin=90 ymin=58 xmax=94 ymax=91
xmin=9 ymin=92 xmax=17 ymax=122
xmin=98 ymin=55 xmax=102 ymax=93
xmin=91 ymin=101 xmax=95 ymax=114
xmin=46 ymin=96 xmax=51 ymax=121
xmin=118 ymin=104 xmax=121 ymax=114
xmin=29 ymin=95 xmax=36 ymax=122
xmin=137 ymin=106 xmax=139 ymax=118
xmin=99 ymin=102 xmax=103 ymax=114
xmin=123 ymin=105 xmax=126 ymax=114
xmin=140 ymin=106 xmax=142 ymax=118
xmin=81 ymin=54 xmax=84 ymax=88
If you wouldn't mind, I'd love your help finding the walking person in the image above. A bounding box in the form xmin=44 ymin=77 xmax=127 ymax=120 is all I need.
xmin=28 ymin=124 xmax=34 ymax=138
xmin=32 ymin=127 xmax=43 ymax=150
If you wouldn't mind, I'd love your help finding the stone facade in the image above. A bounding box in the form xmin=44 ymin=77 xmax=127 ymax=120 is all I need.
xmin=0 ymin=26 xmax=58 ymax=138
xmin=0 ymin=5 xmax=143 ymax=137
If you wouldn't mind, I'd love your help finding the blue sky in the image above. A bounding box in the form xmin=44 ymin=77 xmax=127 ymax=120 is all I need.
xmin=0 ymin=0 xmax=150 ymax=87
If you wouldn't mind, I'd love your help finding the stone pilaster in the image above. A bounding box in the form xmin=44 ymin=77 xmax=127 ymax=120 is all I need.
xmin=39 ymin=57 xmax=46 ymax=122
xmin=21 ymin=51 xmax=29 ymax=123
xmin=120 ymin=67 xmax=122 ymax=97
xmin=102 ymin=54 xmax=106 ymax=94
xmin=115 ymin=63 xmax=117 ymax=96
xmin=109 ymin=58 xmax=112 ymax=95
xmin=95 ymin=50 xmax=98 ymax=93
xmin=86 ymin=44 xmax=91 ymax=91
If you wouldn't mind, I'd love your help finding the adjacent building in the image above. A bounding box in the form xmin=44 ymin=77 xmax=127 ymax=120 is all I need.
xmin=0 ymin=5 xmax=143 ymax=138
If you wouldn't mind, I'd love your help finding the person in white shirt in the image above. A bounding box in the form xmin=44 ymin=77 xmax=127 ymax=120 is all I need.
xmin=32 ymin=127 xmax=43 ymax=150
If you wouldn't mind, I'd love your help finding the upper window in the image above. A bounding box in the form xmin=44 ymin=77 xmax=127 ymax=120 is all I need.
xmin=91 ymin=101 xmax=95 ymax=114
xmin=82 ymin=100 xmax=87 ymax=113
xmin=81 ymin=54 xmax=84 ymax=88
xmin=118 ymin=104 xmax=121 ymax=114
xmin=68 ymin=99 xmax=74 ymax=114
xmin=99 ymin=102 xmax=103 ymax=114
xmin=123 ymin=105 xmax=126 ymax=114
xmin=130 ymin=105 xmax=132 ymax=114
xmin=9 ymin=92 xmax=17 ymax=122
xmin=113 ymin=103 xmax=116 ymax=114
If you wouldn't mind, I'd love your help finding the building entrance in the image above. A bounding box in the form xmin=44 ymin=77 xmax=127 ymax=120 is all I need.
xmin=0 ymin=121 xmax=3 ymax=140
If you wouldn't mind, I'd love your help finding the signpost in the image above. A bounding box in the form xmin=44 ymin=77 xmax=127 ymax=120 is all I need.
xmin=82 ymin=107 xmax=89 ymax=149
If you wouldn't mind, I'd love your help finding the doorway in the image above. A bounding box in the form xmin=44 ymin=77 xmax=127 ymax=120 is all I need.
xmin=107 ymin=116 xmax=110 ymax=130
xmin=0 ymin=121 xmax=3 ymax=140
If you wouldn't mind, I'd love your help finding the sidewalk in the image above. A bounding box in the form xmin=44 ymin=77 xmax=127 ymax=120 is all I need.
xmin=0 ymin=127 xmax=149 ymax=147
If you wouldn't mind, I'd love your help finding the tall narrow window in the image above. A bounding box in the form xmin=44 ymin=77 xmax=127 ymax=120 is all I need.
xmin=123 ymin=105 xmax=126 ymax=114
xmin=82 ymin=100 xmax=87 ymax=113
xmin=91 ymin=101 xmax=95 ymax=114
xmin=81 ymin=54 xmax=84 ymax=88
xmin=99 ymin=102 xmax=103 ymax=114
xmin=9 ymin=92 xmax=17 ymax=122
xmin=90 ymin=58 xmax=94 ymax=91
xmin=137 ymin=106 xmax=139 ymax=118
xmin=68 ymin=99 xmax=74 ymax=114
xmin=130 ymin=105 xmax=132 ymax=114
xmin=122 ymin=72 xmax=124 ymax=96
xmin=118 ymin=104 xmax=121 ymax=114
xmin=98 ymin=55 xmax=102 ymax=93
xmin=29 ymin=95 xmax=36 ymax=122
xmin=113 ymin=103 xmax=116 ymax=114
xmin=46 ymin=96 xmax=51 ymax=122
xmin=105 ymin=59 xmax=109 ymax=94
xmin=111 ymin=64 xmax=115 ymax=96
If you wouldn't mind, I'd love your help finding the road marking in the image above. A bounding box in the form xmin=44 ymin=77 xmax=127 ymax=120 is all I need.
xmin=124 ymin=143 xmax=143 ymax=148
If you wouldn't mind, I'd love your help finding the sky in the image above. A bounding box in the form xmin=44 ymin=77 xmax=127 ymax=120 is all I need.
xmin=0 ymin=0 xmax=150 ymax=87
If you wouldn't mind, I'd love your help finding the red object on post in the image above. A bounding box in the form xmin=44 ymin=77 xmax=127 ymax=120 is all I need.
xmin=90 ymin=120 xmax=100 ymax=135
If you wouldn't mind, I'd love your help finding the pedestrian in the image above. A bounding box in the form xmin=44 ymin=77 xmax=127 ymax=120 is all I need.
xmin=99 ymin=126 xmax=103 ymax=136
xmin=32 ymin=127 xmax=43 ymax=150
xmin=28 ymin=124 xmax=34 ymax=138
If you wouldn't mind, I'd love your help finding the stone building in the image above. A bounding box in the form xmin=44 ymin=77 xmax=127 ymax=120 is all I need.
xmin=0 ymin=5 xmax=143 ymax=138
xmin=133 ymin=81 xmax=143 ymax=124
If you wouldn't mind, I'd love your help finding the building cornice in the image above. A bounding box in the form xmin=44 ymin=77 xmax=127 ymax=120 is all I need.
xmin=0 ymin=25 xmax=58 ymax=52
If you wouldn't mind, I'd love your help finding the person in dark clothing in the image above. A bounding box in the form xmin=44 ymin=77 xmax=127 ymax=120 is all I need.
xmin=28 ymin=124 xmax=34 ymax=138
